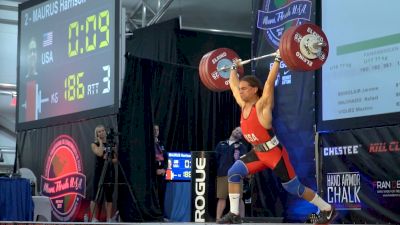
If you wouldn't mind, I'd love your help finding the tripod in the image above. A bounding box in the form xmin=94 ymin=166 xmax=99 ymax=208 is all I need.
xmin=91 ymin=145 xmax=143 ymax=222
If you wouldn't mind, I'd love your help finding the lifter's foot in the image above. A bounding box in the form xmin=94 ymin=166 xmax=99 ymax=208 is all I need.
xmin=216 ymin=212 xmax=242 ymax=224
xmin=308 ymin=206 xmax=337 ymax=224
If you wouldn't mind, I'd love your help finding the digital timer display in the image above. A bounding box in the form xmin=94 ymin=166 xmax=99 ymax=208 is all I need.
xmin=165 ymin=152 xmax=192 ymax=181
xmin=67 ymin=10 xmax=110 ymax=58
xmin=17 ymin=0 xmax=119 ymax=130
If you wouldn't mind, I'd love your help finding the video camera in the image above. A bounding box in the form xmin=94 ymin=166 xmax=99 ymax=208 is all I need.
xmin=104 ymin=128 xmax=118 ymax=159
xmin=106 ymin=128 xmax=117 ymax=145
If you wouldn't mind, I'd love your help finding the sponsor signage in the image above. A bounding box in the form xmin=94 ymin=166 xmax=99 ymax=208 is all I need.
xmin=320 ymin=126 xmax=400 ymax=223
xmin=191 ymin=151 xmax=216 ymax=222
xmin=325 ymin=172 xmax=361 ymax=210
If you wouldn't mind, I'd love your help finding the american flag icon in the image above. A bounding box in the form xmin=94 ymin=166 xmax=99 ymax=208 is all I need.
xmin=42 ymin=31 xmax=53 ymax=47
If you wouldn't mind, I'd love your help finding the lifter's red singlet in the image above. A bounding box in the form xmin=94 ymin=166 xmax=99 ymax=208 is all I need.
xmin=240 ymin=105 xmax=295 ymax=178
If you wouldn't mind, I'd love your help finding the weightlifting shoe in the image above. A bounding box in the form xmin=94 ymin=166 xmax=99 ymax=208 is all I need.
xmin=309 ymin=206 xmax=337 ymax=224
xmin=216 ymin=212 xmax=242 ymax=224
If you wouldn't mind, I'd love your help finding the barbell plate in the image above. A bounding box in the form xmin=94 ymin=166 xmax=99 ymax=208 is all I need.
xmin=199 ymin=50 xmax=219 ymax=91
xmin=286 ymin=23 xmax=329 ymax=71
xmin=279 ymin=25 xmax=298 ymax=70
xmin=199 ymin=54 xmax=211 ymax=90
xmin=204 ymin=48 xmax=244 ymax=91
xmin=202 ymin=51 xmax=221 ymax=91
xmin=199 ymin=52 xmax=210 ymax=89
xmin=206 ymin=48 xmax=243 ymax=91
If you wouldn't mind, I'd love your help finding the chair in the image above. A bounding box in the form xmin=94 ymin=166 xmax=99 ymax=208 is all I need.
xmin=32 ymin=196 xmax=52 ymax=221
xmin=19 ymin=167 xmax=52 ymax=221
xmin=18 ymin=167 xmax=38 ymax=195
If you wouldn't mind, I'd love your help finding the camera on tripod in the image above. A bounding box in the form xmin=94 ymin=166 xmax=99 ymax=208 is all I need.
xmin=106 ymin=128 xmax=117 ymax=145
xmin=104 ymin=128 xmax=117 ymax=159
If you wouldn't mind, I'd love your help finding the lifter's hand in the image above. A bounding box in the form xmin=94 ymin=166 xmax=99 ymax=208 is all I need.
xmin=231 ymin=59 xmax=242 ymax=70
xmin=274 ymin=49 xmax=281 ymax=62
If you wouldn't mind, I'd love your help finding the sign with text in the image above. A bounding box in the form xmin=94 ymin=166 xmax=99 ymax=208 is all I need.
xmin=320 ymin=126 xmax=400 ymax=224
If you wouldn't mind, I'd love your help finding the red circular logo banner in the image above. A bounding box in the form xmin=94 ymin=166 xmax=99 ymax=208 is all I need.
xmin=41 ymin=134 xmax=86 ymax=221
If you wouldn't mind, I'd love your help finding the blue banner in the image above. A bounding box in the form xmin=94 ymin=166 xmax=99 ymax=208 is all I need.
xmin=251 ymin=0 xmax=317 ymax=222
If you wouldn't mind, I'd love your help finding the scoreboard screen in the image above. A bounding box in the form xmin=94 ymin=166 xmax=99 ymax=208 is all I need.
xmin=17 ymin=0 xmax=120 ymax=130
xmin=165 ymin=152 xmax=191 ymax=181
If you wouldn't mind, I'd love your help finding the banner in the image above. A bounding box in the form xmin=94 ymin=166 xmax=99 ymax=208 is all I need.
xmin=191 ymin=151 xmax=217 ymax=222
xmin=17 ymin=115 xmax=117 ymax=222
xmin=320 ymin=125 xmax=400 ymax=224
xmin=252 ymin=0 xmax=317 ymax=221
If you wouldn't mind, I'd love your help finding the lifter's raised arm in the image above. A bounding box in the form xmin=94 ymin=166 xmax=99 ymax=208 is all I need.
xmin=229 ymin=60 xmax=245 ymax=108
xmin=258 ymin=50 xmax=281 ymax=109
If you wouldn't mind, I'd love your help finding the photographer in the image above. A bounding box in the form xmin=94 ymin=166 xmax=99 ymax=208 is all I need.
xmin=91 ymin=124 xmax=118 ymax=222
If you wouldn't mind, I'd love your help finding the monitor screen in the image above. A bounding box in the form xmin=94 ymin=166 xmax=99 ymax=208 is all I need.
xmin=317 ymin=0 xmax=400 ymax=131
xmin=17 ymin=0 xmax=120 ymax=130
xmin=165 ymin=152 xmax=191 ymax=181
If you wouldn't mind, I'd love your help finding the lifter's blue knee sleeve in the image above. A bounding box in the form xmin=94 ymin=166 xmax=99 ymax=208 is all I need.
xmin=227 ymin=160 xmax=248 ymax=183
xmin=282 ymin=176 xmax=305 ymax=197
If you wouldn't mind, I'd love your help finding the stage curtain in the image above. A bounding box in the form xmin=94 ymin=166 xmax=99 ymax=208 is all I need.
xmin=118 ymin=18 xmax=250 ymax=222
xmin=118 ymin=56 xmax=241 ymax=221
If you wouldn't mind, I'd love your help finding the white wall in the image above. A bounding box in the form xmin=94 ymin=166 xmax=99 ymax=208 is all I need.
xmin=0 ymin=1 xmax=18 ymax=168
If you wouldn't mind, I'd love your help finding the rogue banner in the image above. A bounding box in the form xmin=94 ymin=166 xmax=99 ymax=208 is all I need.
xmin=191 ymin=151 xmax=216 ymax=222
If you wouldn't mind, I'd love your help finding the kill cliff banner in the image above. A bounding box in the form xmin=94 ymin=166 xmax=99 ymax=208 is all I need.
xmin=319 ymin=125 xmax=400 ymax=224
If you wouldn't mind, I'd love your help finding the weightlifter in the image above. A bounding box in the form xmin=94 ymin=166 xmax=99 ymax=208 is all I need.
xmin=216 ymin=50 xmax=336 ymax=224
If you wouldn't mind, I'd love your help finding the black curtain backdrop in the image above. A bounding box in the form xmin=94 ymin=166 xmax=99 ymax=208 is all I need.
xmin=118 ymin=19 xmax=251 ymax=221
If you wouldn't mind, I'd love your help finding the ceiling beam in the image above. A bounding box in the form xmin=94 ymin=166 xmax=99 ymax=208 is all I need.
xmin=178 ymin=16 xmax=252 ymax=38
xmin=0 ymin=18 xmax=17 ymax=25
xmin=147 ymin=0 xmax=173 ymax=26
xmin=0 ymin=5 xmax=18 ymax=11
xmin=0 ymin=83 xmax=16 ymax=91
xmin=0 ymin=115 xmax=15 ymax=137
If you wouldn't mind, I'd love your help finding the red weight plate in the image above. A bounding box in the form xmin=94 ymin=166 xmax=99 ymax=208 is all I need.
xmin=285 ymin=26 xmax=301 ymax=70
xmin=286 ymin=23 xmax=329 ymax=71
xmin=199 ymin=50 xmax=219 ymax=91
xmin=199 ymin=52 xmax=211 ymax=90
xmin=278 ymin=26 xmax=288 ymax=66
xmin=279 ymin=26 xmax=290 ymax=69
xmin=205 ymin=48 xmax=244 ymax=91
xmin=199 ymin=56 xmax=212 ymax=90
xmin=205 ymin=48 xmax=235 ymax=91
xmin=280 ymin=25 xmax=298 ymax=70
xmin=202 ymin=52 xmax=220 ymax=91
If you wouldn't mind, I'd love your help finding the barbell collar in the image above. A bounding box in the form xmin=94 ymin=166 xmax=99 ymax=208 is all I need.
xmin=313 ymin=42 xmax=327 ymax=48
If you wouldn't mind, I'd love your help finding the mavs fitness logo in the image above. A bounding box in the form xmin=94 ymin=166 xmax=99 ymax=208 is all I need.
xmin=41 ymin=135 xmax=86 ymax=221
xmin=257 ymin=0 xmax=312 ymax=49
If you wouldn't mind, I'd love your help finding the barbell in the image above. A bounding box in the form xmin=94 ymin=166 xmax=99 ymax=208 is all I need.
xmin=198 ymin=23 xmax=329 ymax=91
